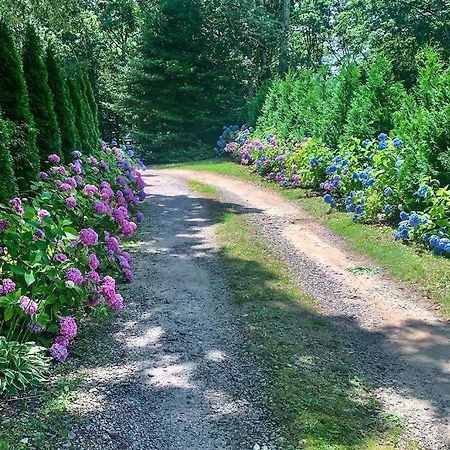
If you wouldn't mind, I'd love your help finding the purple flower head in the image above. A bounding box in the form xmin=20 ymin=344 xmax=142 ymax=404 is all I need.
xmin=105 ymin=233 xmax=121 ymax=254
xmin=19 ymin=296 xmax=38 ymax=315
xmin=87 ymin=156 xmax=98 ymax=165
xmin=93 ymin=201 xmax=109 ymax=215
xmin=88 ymin=253 xmax=100 ymax=270
xmin=50 ymin=342 xmax=68 ymax=362
xmin=27 ymin=321 xmax=42 ymax=333
xmin=87 ymin=270 xmax=100 ymax=283
xmin=72 ymin=151 xmax=82 ymax=159
xmin=59 ymin=183 xmax=72 ymax=192
xmin=59 ymin=316 xmax=77 ymax=340
xmin=79 ymin=228 xmax=98 ymax=246
xmin=9 ymin=197 xmax=24 ymax=216
xmin=33 ymin=229 xmax=45 ymax=240
xmin=39 ymin=171 xmax=49 ymax=180
xmin=65 ymin=177 xmax=77 ymax=188
xmin=109 ymin=293 xmax=123 ymax=312
xmin=54 ymin=253 xmax=68 ymax=263
xmin=70 ymin=162 xmax=82 ymax=175
xmin=2 ymin=279 xmax=16 ymax=294
xmin=48 ymin=154 xmax=61 ymax=163
xmin=122 ymin=268 xmax=133 ymax=282
xmin=38 ymin=209 xmax=50 ymax=222
xmin=66 ymin=196 xmax=77 ymax=210
xmin=119 ymin=220 xmax=137 ymax=237
xmin=83 ymin=184 xmax=99 ymax=197
xmin=136 ymin=211 xmax=144 ymax=223
xmin=66 ymin=268 xmax=84 ymax=285
xmin=92 ymin=167 xmax=99 ymax=174
xmin=0 ymin=219 xmax=9 ymax=232
xmin=53 ymin=166 xmax=67 ymax=176
xmin=118 ymin=255 xmax=130 ymax=269
xmin=100 ymin=161 xmax=109 ymax=171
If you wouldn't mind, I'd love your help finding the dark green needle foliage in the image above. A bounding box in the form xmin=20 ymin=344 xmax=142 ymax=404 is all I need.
xmin=46 ymin=45 xmax=77 ymax=160
xmin=0 ymin=115 xmax=18 ymax=201
xmin=0 ymin=22 xmax=39 ymax=190
xmin=23 ymin=25 xmax=62 ymax=163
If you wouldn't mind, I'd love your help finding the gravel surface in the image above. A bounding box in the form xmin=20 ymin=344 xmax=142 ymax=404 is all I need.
xmin=64 ymin=171 xmax=278 ymax=450
xmin=164 ymin=168 xmax=450 ymax=450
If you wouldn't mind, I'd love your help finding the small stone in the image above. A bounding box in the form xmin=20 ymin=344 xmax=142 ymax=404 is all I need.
xmin=253 ymin=445 xmax=261 ymax=450
xmin=20 ymin=438 xmax=28 ymax=444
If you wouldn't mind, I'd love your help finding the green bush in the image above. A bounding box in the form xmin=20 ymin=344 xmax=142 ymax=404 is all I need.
xmin=394 ymin=49 xmax=450 ymax=186
xmin=0 ymin=337 xmax=50 ymax=394
xmin=344 ymin=57 xmax=406 ymax=141
xmin=46 ymin=46 xmax=78 ymax=160
xmin=0 ymin=21 xmax=39 ymax=191
xmin=0 ymin=115 xmax=18 ymax=202
xmin=22 ymin=25 xmax=62 ymax=164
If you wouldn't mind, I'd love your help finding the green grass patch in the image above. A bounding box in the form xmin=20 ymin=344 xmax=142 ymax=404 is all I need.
xmin=188 ymin=179 xmax=221 ymax=196
xmin=214 ymin=208 xmax=413 ymax=449
xmin=166 ymin=160 xmax=450 ymax=317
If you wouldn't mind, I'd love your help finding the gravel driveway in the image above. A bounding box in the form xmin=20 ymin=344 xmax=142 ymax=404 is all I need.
xmin=162 ymin=168 xmax=450 ymax=450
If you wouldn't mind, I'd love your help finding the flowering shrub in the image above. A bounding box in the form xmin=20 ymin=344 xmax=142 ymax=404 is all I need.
xmin=216 ymin=128 xmax=450 ymax=257
xmin=0 ymin=142 xmax=146 ymax=391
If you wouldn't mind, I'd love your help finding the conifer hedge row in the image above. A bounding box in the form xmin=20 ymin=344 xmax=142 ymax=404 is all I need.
xmin=0 ymin=22 xmax=100 ymax=197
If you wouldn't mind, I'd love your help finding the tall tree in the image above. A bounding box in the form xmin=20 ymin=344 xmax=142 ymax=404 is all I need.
xmin=46 ymin=45 xmax=77 ymax=160
xmin=23 ymin=25 xmax=62 ymax=163
xmin=126 ymin=0 xmax=228 ymax=161
xmin=0 ymin=115 xmax=18 ymax=201
xmin=0 ymin=22 xmax=39 ymax=190
xmin=279 ymin=0 xmax=291 ymax=76
xmin=67 ymin=76 xmax=90 ymax=153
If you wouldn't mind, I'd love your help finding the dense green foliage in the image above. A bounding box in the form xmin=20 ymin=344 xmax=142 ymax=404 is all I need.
xmin=0 ymin=116 xmax=18 ymax=201
xmin=23 ymin=25 xmax=62 ymax=163
xmin=46 ymin=46 xmax=78 ymax=160
xmin=0 ymin=22 xmax=39 ymax=190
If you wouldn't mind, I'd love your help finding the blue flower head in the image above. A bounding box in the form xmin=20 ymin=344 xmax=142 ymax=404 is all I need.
xmin=326 ymin=165 xmax=337 ymax=175
xmin=362 ymin=139 xmax=371 ymax=147
xmin=399 ymin=211 xmax=409 ymax=221
xmin=417 ymin=185 xmax=429 ymax=198
xmin=384 ymin=187 xmax=393 ymax=197
xmin=377 ymin=142 xmax=387 ymax=150
xmin=355 ymin=205 xmax=363 ymax=215
xmin=323 ymin=194 xmax=333 ymax=204
xmin=331 ymin=199 xmax=338 ymax=208
xmin=378 ymin=133 xmax=388 ymax=141
xmin=408 ymin=214 xmax=421 ymax=227
xmin=392 ymin=137 xmax=403 ymax=148
xmin=438 ymin=228 xmax=446 ymax=237
xmin=429 ymin=235 xmax=440 ymax=247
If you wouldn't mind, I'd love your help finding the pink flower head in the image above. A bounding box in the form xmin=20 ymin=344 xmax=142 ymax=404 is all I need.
xmin=88 ymin=253 xmax=99 ymax=270
xmin=112 ymin=206 xmax=129 ymax=224
xmin=119 ymin=220 xmax=137 ymax=237
xmin=109 ymin=293 xmax=123 ymax=312
xmin=65 ymin=177 xmax=77 ymax=188
xmin=50 ymin=342 xmax=68 ymax=362
xmin=83 ymin=184 xmax=99 ymax=197
xmin=66 ymin=196 xmax=77 ymax=210
xmin=39 ymin=171 xmax=49 ymax=180
xmin=79 ymin=228 xmax=98 ymax=246
xmin=54 ymin=335 xmax=70 ymax=347
xmin=9 ymin=197 xmax=24 ymax=216
xmin=48 ymin=154 xmax=60 ymax=163
xmin=87 ymin=156 xmax=98 ymax=165
xmin=87 ymin=270 xmax=100 ymax=283
xmin=2 ymin=278 xmax=16 ymax=294
xmin=54 ymin=253 xmax=68 ymax=263
xmin=0 ymin=220 xmax=9 ymax=232
xmin=59 ymin=183 xmax=72 ymax=192
xmin=59 ymin=316 xmax=77 ymax=340
xmin=105 ymin=233 xmax=120 ymax=254
xmin=19 ymin=296 xmax=38 ymax=315
xmin=38 ymin=209 xmax=50 ymax=222
xmin=52 ymin=166 xmax=67 ymax=176
xmin=70 ymin=162 xmax=82 ymax=175
xmin=66 ymin=268 xmax=84 ymax=285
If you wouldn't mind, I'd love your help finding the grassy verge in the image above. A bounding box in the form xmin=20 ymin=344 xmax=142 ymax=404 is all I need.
xmin=171 ymin=158 xmax=450 ymax=317
xmin=188 ymin=180 xmax=414 ymax=450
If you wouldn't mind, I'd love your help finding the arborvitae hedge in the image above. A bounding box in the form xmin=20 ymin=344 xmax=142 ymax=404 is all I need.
xmin=67 ymin=76 xmax=90 ymax=153
xmin=46 ymin=45 xmax=77 ymax=160
xmin=23 ymin=25 xmax=62 ymax=163
xmin=0 ymin=22 xmax=39 ymax=190
xmin=0 ymin=115 xmax=19 ymax=201
xmin=83 ymin=72 xmax=100 ymax=146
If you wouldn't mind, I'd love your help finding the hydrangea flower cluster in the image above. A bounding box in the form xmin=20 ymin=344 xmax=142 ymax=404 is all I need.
xmin=215 ymin=127 xmax=450 ymax=258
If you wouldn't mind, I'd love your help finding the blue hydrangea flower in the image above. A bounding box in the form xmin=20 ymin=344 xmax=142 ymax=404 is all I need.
xmin=384 ymin=187 xmax=393 ymax=197
xmin=421 ymin=234 xmax=429 ymax=241
xmin=392 ymin=137 xmax=403 ymax=148
xmin=408 ymin=214 xmax=420 ymax=227
xmin=355 ymin=205 xmax=363 ymax=215
xmin=429 ymin=235 xmax=440 ymax=247
xmin=416 ymin=185 xmax=429 ymax=198
xmin=438 ymin=228 xmax=446 ymax=237
xmin=359 ymin=171 xmax=368 ymax=180
xmin=326 ymin=165 xmax=337 ymax=174
xmin=367 ymin=178 xmax=376 ymax=187
xmin=395 ymin=228 xmax=409 ymax=240
xmin=378 ymin=133 xmax=388 ymax=141
xmin=377 ymin=142 xmax=387 ymax=150
xmin=331 ymin=199 xmax=338 ymax=208
xmin=362 ymin=139 xmax=371 ymax=147
xmin=345 ymin=204 xmax=354 ymax=212
xmin=400 ymin=211 xmax=409 ymax=221
xmin=351 ymin=173 xmax=359 ymax=180
xmin=323 ymin=194 xmax=333 ymax=204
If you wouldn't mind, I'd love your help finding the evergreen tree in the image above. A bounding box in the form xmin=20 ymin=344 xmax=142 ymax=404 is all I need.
xmin=46 ymin=45 xmax=77 ymax=160
xmin=83 ymin=72 xmax=101 ymax=145
xmin=126 ymin=0 xmax=224 ymax=161
xmin=67 ymin=76 xmax=90 ymax=153
xmin=0 ymin=115 xmax=19 ymax=201
xmin=0 ymin=22 xmax=39 ymax=190
xmin=22 ymin=25 xmax=62 ymax=163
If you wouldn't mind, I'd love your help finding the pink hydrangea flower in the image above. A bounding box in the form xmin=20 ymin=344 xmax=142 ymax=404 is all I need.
xmin=105 ymin=232 xmax=120 ymax=254
xmin=39 ymin=171 xmax=49 ymax=180
xmin=109 ymin=293 xmax=123 ymax=311
xmin=70 ymin=162 xmax=82 ymax=175
xmin=87 ymin=270 xmax=100 ymax=283
xmin=19 ymin=296 xmax=38 ymax=315
xmin=2 ymin=278 xmax=16 ymax=293
xmin=50 ymin=342 xmax=68 ymax=362
xmin=9 ymin=197 xmax=24 ymax=216
xmin=38 ymin=209 xmax=50 ymax=222
xmin=54 ymin=335 xmax=70 ymax=347
xmin=119 ymin=220 xmax=137 ymax=237
xmin=54 ymin=253 xmax=68 ymax=263
xmin=48 ymin=154 xmax=61 ymax=163
xmin=0 ymin=220 xmax=9 ymax=231
xmin=83 ymin=184 xmax=99 ymax=197
xmin=59 ymin=316 xmax=77 ymax=340
xmin=65 ymin=177 xmax=77 ymax=188
xmin=66 ymin=268 xmax=84 ymax=285
xmin=66 ymin=196 xmax=77 ymax=210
